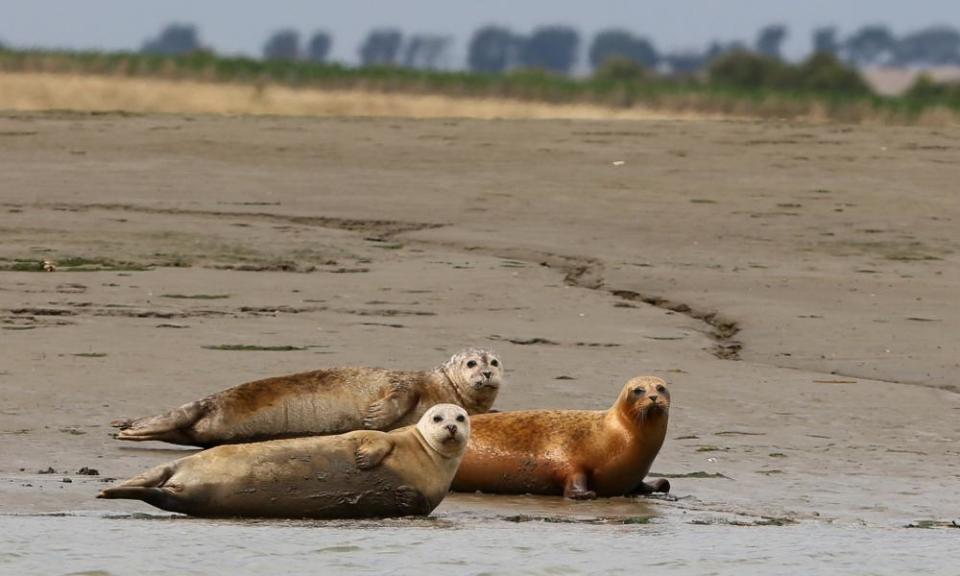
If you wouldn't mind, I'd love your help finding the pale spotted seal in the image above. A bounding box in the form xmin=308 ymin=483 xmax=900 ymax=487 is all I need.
xmin=112 ymin=348 xmax=501 ymax=447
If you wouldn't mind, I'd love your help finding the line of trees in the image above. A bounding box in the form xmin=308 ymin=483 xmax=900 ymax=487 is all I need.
xmin=835 ymin=25 xmax=960 ymax=67
xmin=262 ymin=30 xmax=332 ymax=62
xmin=138 ymin=23 xmax=960 ymax=75
xmin=357 ymin=29 xmax=451 ymax=69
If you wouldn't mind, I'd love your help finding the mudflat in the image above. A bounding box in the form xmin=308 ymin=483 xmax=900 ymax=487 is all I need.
xmin=0 ymin=111 xmax=958 ymax=530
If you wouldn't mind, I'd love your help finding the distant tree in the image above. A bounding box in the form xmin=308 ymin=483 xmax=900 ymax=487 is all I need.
xmin=796 ymin=52 xmax=871 ymax=95
xmin=709 ymin=51 xmax=788 ymax=88
xmin=664 ymin=52 xmax=709 ymax=75
xmin=709 ymin=50 xmax=870 ymax=95
xmin=468 ymin=25 xmax=520 ymax=73
xmin=141 ymin=23 xmax=203 ymax=55
xmin=903 ymin=74 xmax=960 ymax=106
xmin=402 ymin=34 xmax=452 ymax=69
xmin=359 ymin=28 xmax=403 ymax=66
xmin=593 ymin=57 xmax=648 ymax=83
xmin=812 ymin=27 xmax=839 ymax=55
xmin=843 ymin=25 xmax=896 ymax=66
xmin=263 ymin=29 xmax=300 ymax=61
xmin=705 ymin=40 xmax=748 ymax=62
xmin=519 ymin=26 xmax=580 ymax=75
xmin=756 ymin=24 xmax=788 ymax=59
xmin=892 ymin=26 xmax=960 ymax=66
xmin=588 ymin=29 xmax=658 ymax=70
xmin=306 ymin=31 xmax=332 ymax=63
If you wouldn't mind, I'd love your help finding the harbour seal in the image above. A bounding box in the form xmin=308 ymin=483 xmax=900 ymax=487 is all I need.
xmin=111 ymin=348 xmax=501 ymax=447
xmin=98 ymin=403 xmax=470 ymax=519
xmin=451 ymin=376 xmax=670 ymax=499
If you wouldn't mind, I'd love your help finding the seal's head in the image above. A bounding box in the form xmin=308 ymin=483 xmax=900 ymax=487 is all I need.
xmin=440 ymin=348 xmax=503 ymax=400
xmin=417 ymin=403 xmax=470 ymax=458
xmin=617 ymin=376 xmax=671 ymax=424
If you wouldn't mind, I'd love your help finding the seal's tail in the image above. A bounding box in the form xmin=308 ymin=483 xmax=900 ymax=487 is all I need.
xmin=97 ymin=464 xmax=185 ymax=512
xmin=111 ymin=401 xmax=206 ymax=445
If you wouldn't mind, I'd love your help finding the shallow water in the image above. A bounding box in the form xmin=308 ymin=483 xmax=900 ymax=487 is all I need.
xmin=3 ymin=497 xmax=957 ymax=576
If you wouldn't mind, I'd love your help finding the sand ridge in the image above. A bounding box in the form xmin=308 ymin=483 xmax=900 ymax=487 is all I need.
xmin=0 ymin=71 xmax=712 ymax=120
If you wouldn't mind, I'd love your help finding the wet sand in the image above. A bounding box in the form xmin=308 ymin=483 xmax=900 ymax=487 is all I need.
xmin=0 ymin=112 xmax=958 ymax=572
xmin=4 ymin=510 xmax=958 ymax=576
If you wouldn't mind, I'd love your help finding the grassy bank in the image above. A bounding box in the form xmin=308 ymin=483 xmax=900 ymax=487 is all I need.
xmin=0 ymin=49 xmax=957 ymax=123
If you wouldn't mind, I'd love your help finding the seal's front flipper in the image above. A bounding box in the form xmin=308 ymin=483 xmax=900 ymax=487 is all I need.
xmin=394 ymin=485 xmax=431 ymax=516
xmin=627 ymin=478 xmax=671 ymax=495
xmin=562 ymin=471 xmax=597 ymax=500
xmin=354 ymin=435 xmax=396 ymax=470
xmin=362 ymin=382 xmax=417 ymax=430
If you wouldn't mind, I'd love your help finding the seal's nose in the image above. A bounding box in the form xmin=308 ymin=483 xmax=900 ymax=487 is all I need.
xmin=445 ymin=424 xmax=458 ymax=435
xmin=648 ymin=395 xmax=659 ymax=402
xmin=482 ymin=371 xmax=492 ymax=379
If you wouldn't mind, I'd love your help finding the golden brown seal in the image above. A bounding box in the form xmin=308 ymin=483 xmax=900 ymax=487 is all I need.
xmin=451 ymin=376 xmax=670 ymax=499
xmin=111 ymin=348 xmax=501 ymax=447
xmin=98 ymin=404 xmax=470 ymax=519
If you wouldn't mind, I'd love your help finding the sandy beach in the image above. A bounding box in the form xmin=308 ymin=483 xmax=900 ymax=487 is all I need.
xmin=0 ymin=110 xmax=958 ymax=572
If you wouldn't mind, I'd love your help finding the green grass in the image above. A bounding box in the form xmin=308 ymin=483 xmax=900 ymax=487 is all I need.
xmin=906 ymin=520 xmax=960 ymax=529
xmin=502 ymin=515 xmax=652 ymax=525
xmin=650 ymin=471 xmax=732 ymax=479
xmin=1 ymin=256 xmax=147 ymax=272
xmin=161 ymin=293 xmax=231 ymax=300
xmin=0 ymin=48 xmax=957 ymax=122
xmin=690 ymin=516 xmax=795 ymax=527
xmin=8 ymin=260 xmax=46 ymax=272
xmin=202 ymin=344 xmax=307 ymax=351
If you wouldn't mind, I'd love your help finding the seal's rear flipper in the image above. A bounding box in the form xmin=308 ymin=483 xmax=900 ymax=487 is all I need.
xmin=98 ymin=485 xmax=162 ymax=501
xmin=113 ymin=401 xmax=206 ymax=445
xmin=97 ymin=464 xmax=186 ymax=512
xmin=98 ymin=486 xmax=186 ymax=513
xmin=100 ymin=463 xmax=174 ymax=491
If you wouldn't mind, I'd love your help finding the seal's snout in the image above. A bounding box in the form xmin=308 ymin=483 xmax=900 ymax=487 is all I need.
xmin=474 ymin=377 xmax=499 ymax=389
xmin=445 ymin=424 xmax=458 ymax=435
xmin=482 ymin=370 xmax=492 ymax=379
xmin=648 ymin=394 xmax=659 ymax=402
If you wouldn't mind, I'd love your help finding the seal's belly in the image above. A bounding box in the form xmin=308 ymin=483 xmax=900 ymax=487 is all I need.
xmin=452 ymin=451 xmax=567 ymax=495
xmin=212 ymin=393 xmax=372 ymax=441
xmin=184 ymin=443 xmax=424 ymax=519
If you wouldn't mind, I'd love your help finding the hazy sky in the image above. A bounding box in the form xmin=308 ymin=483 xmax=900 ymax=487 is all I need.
xmin=2 ymin=1 xmax=957 ymax=65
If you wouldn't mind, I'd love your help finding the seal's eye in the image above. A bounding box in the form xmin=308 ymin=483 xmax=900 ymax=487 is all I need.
xmin=466 ymin=360 xmax=478 ymax=368
xmin=656 ymin=385 xmax=666 ymax=393
xmin=632 ymin=388 xmax=645 ymax=396
xmin=433 ymin=415 xmax=443 ymax=423
xmin=456 ymin=415 xmax=466 ymax=423
xmin=490 ymin=359 xmax=499 ymax=367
